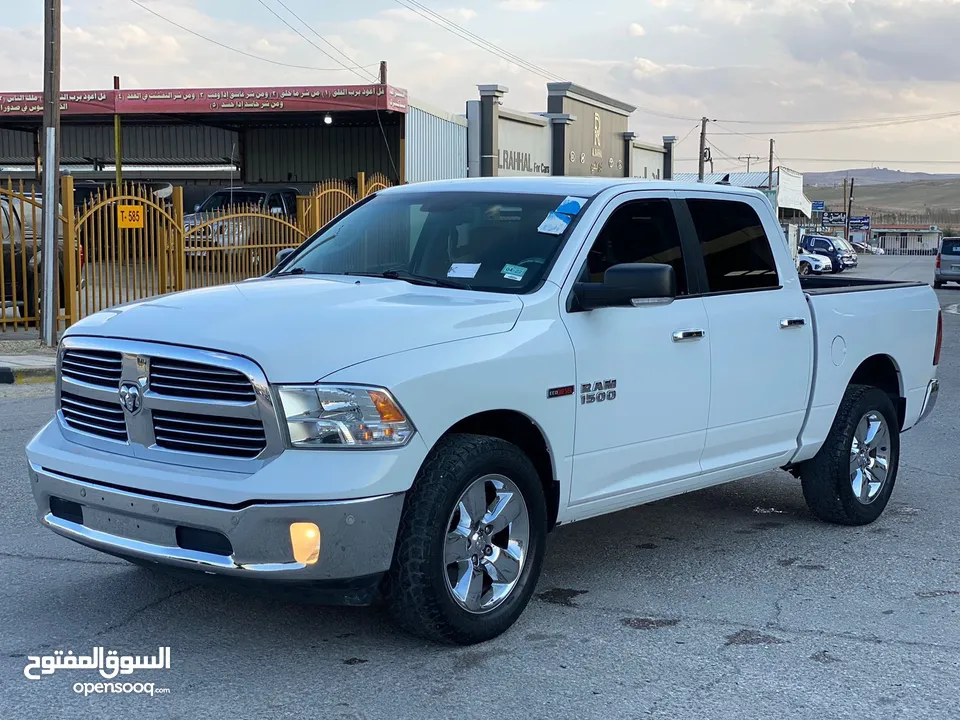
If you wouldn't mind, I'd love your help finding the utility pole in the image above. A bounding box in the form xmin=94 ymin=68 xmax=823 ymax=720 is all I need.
xmin=113 ymin=75 xmax=122 ymax=189
xmin=842 ymin=178 xmax=848 ymax=234
xmin=379 ymin=61 xmax=387 ymax=85
xmin=767 ymin=138 xmax=775 ymax=189
xmin=698 ymin=116 xmax=708 ymax=181
xmin=845 ymin=176 xmax=855 ymax=243
xmin=738 ymin=155 xmax=760 ymax=173
xmin=41 ymin=0 xmax=61 ymax=347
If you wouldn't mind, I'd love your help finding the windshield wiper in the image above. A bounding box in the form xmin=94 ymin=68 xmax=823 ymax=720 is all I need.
xmin=344 ymin=270 xmax=471 ymax=289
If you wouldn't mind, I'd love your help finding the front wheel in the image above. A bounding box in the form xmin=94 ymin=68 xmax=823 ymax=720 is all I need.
xmin=385 ymin=434 xmax=547 ymax=645
xmin=798 ymin=262 xmax=811 ymax=276
xmin=800 ymin=384 xmax=900 ymax=525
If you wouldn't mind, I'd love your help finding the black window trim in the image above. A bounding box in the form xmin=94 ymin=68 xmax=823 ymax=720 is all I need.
xmin=564 ymin=195 xmax=705 ymax=313
xmin=674 ymin=196 xmax=784 ymax=298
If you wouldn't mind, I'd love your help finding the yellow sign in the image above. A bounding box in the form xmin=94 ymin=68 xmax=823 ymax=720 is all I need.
xmin=117 ymin=204 xmax=144 ymax=229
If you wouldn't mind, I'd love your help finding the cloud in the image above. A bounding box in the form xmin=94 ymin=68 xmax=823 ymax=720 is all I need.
xmin=498 ymin=0 xmax=544 ymax=11
xmin=629 ymin=23 xmax=646 ymax=37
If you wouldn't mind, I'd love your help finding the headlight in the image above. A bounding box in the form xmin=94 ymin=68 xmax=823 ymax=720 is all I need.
xmin=276 ymin=384 xmax=415 ymax=449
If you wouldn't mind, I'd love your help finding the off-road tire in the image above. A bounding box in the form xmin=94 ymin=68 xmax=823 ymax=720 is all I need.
xmin=800 ymin=384 xmax=900 ymax=526
xmin=384 ymin=433 xmax=547 ymax=645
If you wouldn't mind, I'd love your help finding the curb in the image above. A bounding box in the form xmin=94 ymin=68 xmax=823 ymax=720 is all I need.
xmin=0 ymin=366 xmax=56 ymax=385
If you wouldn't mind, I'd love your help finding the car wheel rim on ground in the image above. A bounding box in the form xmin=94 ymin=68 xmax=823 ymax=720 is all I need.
xmin=849 ymin=410 xmax=891 ymax=504
xmin=444 ymin=473 xmax=529 ymax=614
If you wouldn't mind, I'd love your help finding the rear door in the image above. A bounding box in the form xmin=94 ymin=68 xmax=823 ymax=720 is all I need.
xmin=561 ymin=191 xmax=711 ymax=508
xmin=676 ymin=192 xmax=813 ymax=474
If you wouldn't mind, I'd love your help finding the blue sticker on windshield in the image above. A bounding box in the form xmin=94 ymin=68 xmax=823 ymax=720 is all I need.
xmin=538 ymin=211 xmax=571 ymax=236
xmin=555 ymin=196 xmax=588 ymax=216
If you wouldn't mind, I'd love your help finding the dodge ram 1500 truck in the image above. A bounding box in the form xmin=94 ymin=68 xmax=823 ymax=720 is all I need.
xmin=25 ymin=178 xmax=942 ymax=646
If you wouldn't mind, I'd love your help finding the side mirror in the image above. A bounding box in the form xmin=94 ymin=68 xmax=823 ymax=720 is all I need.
xmin=193 ymin=204 xmax=201 ymax=213
xmin=274 ymin=248 xmax=295 ymax=268
xmin=573 ymin=263 xmax=676 ymax=311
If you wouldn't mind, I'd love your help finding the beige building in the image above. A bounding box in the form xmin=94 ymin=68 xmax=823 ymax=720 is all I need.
xmin=871 ymin=224 xmax=942 ymax=255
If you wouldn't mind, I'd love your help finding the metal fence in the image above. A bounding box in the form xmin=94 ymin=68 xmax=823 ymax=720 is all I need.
xmin=1 ymin=171 xmax=392 ymax=335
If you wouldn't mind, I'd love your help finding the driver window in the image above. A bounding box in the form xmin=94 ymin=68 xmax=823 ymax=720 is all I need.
xmin=581 ymin=199 xmax=688 ymax=295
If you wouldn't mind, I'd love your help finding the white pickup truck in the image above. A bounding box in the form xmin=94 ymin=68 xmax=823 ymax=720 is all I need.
xmin=26 ymin=178 xmax=942 ymax=645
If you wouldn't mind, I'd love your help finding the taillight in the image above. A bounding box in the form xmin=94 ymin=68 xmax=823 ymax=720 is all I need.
xmin=936 ymin=253 xmax=941 ymax=269
xmin=934 ymin=310 xmax=943 ymax=366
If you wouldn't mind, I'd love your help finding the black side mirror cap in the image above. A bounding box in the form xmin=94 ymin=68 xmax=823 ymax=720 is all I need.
xmin=274 ymin=247 xmax=295 ymax=269
xmin=573 ymin=263 xmax=677 ymax=311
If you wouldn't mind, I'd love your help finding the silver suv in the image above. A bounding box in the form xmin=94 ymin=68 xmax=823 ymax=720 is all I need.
xmin=934 ymin=237 xmax=960 ymax=288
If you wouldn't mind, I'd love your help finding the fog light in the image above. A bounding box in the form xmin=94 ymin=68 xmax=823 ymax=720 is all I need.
xmin=290 ymin=522 xmax=321 ymax=565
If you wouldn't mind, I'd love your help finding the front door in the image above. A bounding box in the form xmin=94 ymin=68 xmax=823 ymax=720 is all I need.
xmin=561 ymin=193 xmax=711 ymax=509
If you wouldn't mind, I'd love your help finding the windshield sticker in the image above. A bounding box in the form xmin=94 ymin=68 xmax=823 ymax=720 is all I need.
xmin=501 ymin=264 xmax=527 ymax=282
xmin=447 ymin=263 xmax=481 ymax=279
xmin=555 ymin=196 xmax=588 ymax=216
xmin=538 ymin=211 xmax=572 ymax=236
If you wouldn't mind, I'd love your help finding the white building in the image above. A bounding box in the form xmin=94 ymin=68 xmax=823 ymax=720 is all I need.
xmin=871 ymin=224 xmax=942 ymax=255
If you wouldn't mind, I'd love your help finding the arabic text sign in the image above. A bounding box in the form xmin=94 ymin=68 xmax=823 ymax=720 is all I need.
xmin=822 ymin=211 xmax=847 ymax=227
xmin=116 ymin=85 xmax=409 ymax=114
xmin=24 ymin=646 xmax=171 ymax=681
xmin=0 ymin=91 xmax=114 ymax=116
xmin=811 ymin=200 xmax=825 ymax=212
xmin=117 ymin=205 xmax=145 ymax=229
xmin=849 ymin=215 xmax=871 ymax=230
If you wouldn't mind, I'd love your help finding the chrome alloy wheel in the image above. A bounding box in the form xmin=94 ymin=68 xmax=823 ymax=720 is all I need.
xmin=443 ymin=474 xmax=530 ymax=614
xmin=849 ymin=410 xmax=892 ymax=504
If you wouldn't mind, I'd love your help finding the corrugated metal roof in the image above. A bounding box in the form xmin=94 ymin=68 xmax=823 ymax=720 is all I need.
xmin=672 ymin=171 xmax=779 ymax=187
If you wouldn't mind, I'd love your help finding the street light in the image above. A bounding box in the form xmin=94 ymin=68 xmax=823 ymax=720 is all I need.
xmin=324 ymin=114 xmax=332 ymax=125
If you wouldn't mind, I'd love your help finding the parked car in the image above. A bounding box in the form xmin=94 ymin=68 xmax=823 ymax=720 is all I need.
xmin=800 ymin=234 xmax=858 ymax=272
xmin=796 ymin=251 xmax=832 ymax=275
xmin=27 ymin=178 xmax=941 ymax=645
xmin=184 ymin=186 xmax=299 ymax=260
xmin=852 ymin=241 xmax=884 ymax=255
xmin=1 ymin=197 xmax=83 ymax=319
xmin=934 ymin=236 xmax=960 ymax=288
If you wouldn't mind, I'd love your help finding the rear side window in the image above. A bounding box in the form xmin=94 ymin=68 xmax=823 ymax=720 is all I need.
xmin=942 ymin=239 xmax=960 ymax=255
xmin=687 ymin=199 xmax=779 ymax=293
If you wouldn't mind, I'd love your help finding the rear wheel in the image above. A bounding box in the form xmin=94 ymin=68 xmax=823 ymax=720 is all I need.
xmin=798 ymin=262 xmax=811 ymax=276
xmin=934 ymin=281 xmax=944 ymax=289
xmin=800 ymin=384 xmax=900 ymax=526
xmin=385 ymin=433 xmax=547 ymax=645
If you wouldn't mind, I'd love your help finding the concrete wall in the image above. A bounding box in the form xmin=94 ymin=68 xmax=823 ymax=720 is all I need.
xmin=631 ymin=141 xmax=665 ymax=180
xmin=496 ymin=109 xmax=551 ymax=176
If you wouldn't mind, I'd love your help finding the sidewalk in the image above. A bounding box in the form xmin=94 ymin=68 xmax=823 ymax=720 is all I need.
xmin=0 ymin=340 xmax=56 ymax=384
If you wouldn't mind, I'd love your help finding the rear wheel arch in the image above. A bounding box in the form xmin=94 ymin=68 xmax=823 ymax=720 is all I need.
xmin=848 ymin=354 xmax=905 ymax=428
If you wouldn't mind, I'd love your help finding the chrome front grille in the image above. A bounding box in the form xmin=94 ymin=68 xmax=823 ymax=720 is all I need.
xmin=60 ymin=349 xmax=122 ymax=389
xmin=60 ymin=391 xmax=128 ymax=442
xmin=149 ymin=358 xmax=256 ymax=402
xmin=153 ymin=411 xmax=267 ymax=458
xmin=56 ymin=337 xmax=281 ymax=471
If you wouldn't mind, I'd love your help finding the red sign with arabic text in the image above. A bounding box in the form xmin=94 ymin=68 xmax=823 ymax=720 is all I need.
xmin=0 ymin=90 xmax=115 ymax=117
xmin=0 ymin=85 xmax=408 ymax=117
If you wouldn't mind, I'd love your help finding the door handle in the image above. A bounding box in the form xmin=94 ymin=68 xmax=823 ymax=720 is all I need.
xmin=672 ymin=329 xmax=705 ymax=342
xmin=780 ymin=318 xmax=806 ymax=329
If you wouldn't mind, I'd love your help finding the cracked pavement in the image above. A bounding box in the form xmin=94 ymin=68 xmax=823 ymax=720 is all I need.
xmin=2 ymin=259 xmax=959 ymax=719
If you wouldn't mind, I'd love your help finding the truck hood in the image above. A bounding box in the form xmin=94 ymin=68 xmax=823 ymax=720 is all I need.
xmin=65 ymin=276 xmax=523 ymax=382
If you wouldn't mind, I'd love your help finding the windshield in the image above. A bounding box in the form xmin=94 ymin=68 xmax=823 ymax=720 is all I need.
xmin=942 ymin=239 xmax=960 ymax=255
xmin=835 ymin=237 xmax=855 ymax=252
xmin=277 ymin=191 xmax=587 ymax=293
xmin=198 ymin=191 xmax=265 ymax=212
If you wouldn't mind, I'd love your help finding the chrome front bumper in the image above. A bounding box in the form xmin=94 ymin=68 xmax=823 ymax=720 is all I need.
xmin=29 ymin=463 xmax=404 ymax=588
xmin=918 ymin=378 xmax=939 ymax=424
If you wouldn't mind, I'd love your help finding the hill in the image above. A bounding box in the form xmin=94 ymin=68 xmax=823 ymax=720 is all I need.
xmin=810 ymin=178 xmax=960 ymax=213
xmin=804 ymin=168 xmax=960 ymax=187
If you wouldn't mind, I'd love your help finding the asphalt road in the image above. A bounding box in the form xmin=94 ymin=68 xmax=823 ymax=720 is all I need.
xmin=2 ymin=256 xmax=959 ymax=719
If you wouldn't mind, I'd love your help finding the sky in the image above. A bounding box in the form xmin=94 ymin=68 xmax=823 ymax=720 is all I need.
xmin=2 ymin=0 xmax=960 ymax=175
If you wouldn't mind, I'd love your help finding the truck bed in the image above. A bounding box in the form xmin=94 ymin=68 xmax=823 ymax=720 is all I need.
xmin=799 ymin=275 xmax=927 ymax=295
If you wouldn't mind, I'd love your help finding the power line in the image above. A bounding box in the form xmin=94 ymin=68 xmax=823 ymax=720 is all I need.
xmin=674 ymin=122 xmax=701 ymax=147
xmin=676 ymin=156 xmax=960 ymax=165
xmin=271 ymin=0 xmax=363 ymax=72
xmin=709 ymin=113 xmax=960 ymax=136
xmin=126 ymin=0 xmax=378 ymax=73
xmin=392 ymin=0 xmax=565 ymax=81
xmin=254 ymin=0 xmax=376 ymax=82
